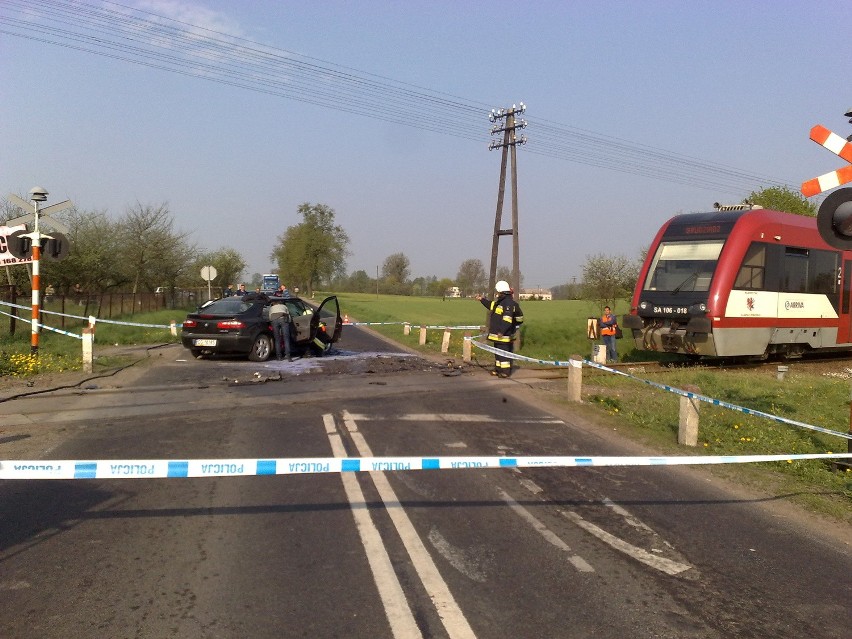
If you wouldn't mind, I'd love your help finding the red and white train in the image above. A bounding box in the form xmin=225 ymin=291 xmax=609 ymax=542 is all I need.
xmin=623 ymin=205 xmax=852 ymax=358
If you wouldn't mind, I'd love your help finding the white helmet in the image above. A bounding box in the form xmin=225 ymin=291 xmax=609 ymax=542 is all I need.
xmin=495 ymin=280 xmax=511 ymax=293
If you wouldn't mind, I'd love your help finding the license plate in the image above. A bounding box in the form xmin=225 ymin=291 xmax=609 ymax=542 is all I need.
xmin=194 ymin=339 xmax=217 ymax=347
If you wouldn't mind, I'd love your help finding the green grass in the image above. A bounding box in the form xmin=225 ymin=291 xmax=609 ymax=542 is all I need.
xmin=0 ymin=309 xmax=183 ymax=376
xmin=331 ymin=292 xmax=648 ymax=362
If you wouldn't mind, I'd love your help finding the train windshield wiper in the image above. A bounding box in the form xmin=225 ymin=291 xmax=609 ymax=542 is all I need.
xmin=671 ymin=271 xmax=699 ymax=294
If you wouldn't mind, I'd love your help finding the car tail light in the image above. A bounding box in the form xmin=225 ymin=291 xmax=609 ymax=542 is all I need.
xmin=183 ymin=319 xmax=197 ymax=328
xmin=217 ymin=320 xmax=245 ymax=329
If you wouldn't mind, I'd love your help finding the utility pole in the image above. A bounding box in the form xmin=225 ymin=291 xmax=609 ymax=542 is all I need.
xmin=488 ymin=103 xmax=527 ymax=296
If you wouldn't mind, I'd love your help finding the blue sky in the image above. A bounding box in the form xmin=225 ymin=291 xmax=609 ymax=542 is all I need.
xmin=2 ymin=0 xmax=851 ymax=289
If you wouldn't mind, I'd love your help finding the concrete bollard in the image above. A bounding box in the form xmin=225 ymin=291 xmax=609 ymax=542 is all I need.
xmin=678 ymin=385 xmax=700 ymax=447
xmin=82 ymin=327 xmax=94 ymax=373
xmin=776 ymin=365 xmax=789 ymax=381
xmin=441 ymin=328 xmax=451 ymax=353
xmin=419 ymin=326 xmax=427 ymax=345
xmin=170 ymin=320 xmax=177 ymax=337
xmin=463 ymin=332 xmax=472 ymax=362
xmin=404 ymin=322 xmax=411 ymax=336
xmin=88 ymin=315 xmax=97 ymax=330
xmin=567 ymin=356 xmax=582 ymax=402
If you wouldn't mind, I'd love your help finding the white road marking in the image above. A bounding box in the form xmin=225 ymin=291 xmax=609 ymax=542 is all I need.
xmin=342 ymin=409 xmax=478 ymax=639
xmin=560 ymin=510 xmax=694 ymax=576
xmin=322 ymin=414 xmax=422 ymax=639
xmin=497 ymin=488 xmax=595 ymax=573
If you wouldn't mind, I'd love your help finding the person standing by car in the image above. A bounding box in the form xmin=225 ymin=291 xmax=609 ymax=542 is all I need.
xmin=600 ymin=305 xmax=618 ymax=364
xmin=235 ymin=283 xmax=247 ymax=296
xmin=476 ymin=280 xmax=524 ymax=377
xmin=276 ymin=284 xmax=291 ymax=298
xmin=269 ymin=300 xmax=293 ymax=361
xmin=223 ymin=283 xmax=234 ymax=297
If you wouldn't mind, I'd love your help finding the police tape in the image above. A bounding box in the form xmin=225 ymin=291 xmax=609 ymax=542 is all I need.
xmin=3 ymin=452 xmax=851 ymax=480
xmin=0 ymin=300 xmax=175 ymax=329
xmin=466 ymin=337 xmax=852 ymax=441
xmin=0 ymin=307 xmax=83 ymax=339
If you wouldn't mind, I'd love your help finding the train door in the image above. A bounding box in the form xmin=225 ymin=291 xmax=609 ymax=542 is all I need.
xmin=841 ymin=260 xmax=852 ymax=344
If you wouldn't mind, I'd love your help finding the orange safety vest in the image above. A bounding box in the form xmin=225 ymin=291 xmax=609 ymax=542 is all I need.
xmin=600 ymin=313 xmax=616 ymax=336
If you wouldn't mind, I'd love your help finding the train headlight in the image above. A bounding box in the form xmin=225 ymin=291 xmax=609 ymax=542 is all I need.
xmin=638 ymin=301 xmax=650 ymax=311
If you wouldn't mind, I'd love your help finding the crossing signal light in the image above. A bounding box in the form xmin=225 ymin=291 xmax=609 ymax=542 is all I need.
xmin=816 ymin=187 xmax=852 ymax=249
xmin=6 ymin=230 xmax=32 ymax=259
xmin=42 ymin=232 xmax=70 ymax=261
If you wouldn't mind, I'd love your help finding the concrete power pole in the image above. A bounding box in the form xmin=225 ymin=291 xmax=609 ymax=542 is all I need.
xmin=488 ymin=103 xmax=527 ymax=296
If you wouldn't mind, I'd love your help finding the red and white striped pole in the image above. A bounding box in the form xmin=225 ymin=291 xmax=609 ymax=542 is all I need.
xmin=28 ymin=190 xmax=46 ymax=355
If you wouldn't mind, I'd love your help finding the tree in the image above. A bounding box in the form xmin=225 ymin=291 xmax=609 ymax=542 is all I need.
xmin=581 ymin=253 xmax=638 ymax=309
xmin=195 ymin=247 xmax=246 ymax=294
xmin=381 ymin=252 xmax=410 ymax=294
xmin=271 ymin=202 xmax=349 ymax=297
xmin=456 ymin=258 xmax=486 ymax=297
xmin=747 ymin=186 xmax=816 ymax=217
xmin=347 ymin=269 xmax=373 ymax=293
xmin=118 ymin=202 xmax=195 ymax=293
xmin=42 ymin=206 xmax=125 ymax=294
xmin=496 ymin=265 xmax=524 ymax=291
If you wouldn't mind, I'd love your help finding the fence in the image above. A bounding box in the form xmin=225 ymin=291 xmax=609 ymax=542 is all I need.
xmin=0 ymin=286 xmax=207 ymax=335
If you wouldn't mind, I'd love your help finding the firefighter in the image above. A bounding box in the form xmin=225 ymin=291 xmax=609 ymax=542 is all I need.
xmin=476 ymin=280 xmax=524 ymax=377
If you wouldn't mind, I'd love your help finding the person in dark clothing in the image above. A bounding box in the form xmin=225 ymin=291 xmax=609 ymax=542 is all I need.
xmin=476 ymin=280 xmax=524 ymax=377
xmin=269 ymin=300 xmax=293 ymax=361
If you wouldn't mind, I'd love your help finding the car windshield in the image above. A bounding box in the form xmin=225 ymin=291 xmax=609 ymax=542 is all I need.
xmin=643 ymin=240 xmax=724 ymax=293
xmin=198 ymin=298 xmax=254 ymax=315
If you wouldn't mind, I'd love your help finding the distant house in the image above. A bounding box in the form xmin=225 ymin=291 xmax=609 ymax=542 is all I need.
xmin=518 ymin=287 xmax=553 ymax=301
xmin=445 ymin=286 xmax=462 ymax=298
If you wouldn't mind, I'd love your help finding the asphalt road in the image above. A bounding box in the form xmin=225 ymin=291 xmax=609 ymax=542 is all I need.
xmin=0 ymin=326 xmax=850 ymax=638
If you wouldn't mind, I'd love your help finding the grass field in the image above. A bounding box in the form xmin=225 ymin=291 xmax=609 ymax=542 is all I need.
xmin=329 ymin=292 xmax=643 ymax=363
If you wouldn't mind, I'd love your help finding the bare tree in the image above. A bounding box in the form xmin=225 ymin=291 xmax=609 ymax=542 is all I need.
xmin=581 ymin=253 xmax=638 ymax=310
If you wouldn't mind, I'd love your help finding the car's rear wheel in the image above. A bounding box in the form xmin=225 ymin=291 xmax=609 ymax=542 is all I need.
xmin=248 ymin=334 xmax=272 ymax=361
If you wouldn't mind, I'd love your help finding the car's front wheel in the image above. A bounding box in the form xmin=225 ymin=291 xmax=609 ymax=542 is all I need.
xmin=248 ymin=334 xmax=272 ymax=361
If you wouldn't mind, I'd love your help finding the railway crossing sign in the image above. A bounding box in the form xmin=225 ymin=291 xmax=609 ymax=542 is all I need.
xmin=801 ymin=125 xmax=852 ymax=197
xmin=802 ymin=122 xmax=852 ymax=250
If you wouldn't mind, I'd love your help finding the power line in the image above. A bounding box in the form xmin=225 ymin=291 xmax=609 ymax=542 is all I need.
xmin=0 ymin=0 xmax=798 ymax=195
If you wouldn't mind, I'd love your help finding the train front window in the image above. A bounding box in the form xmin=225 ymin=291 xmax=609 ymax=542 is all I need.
xmin=644 ymin=240 xmax=724 ymax=292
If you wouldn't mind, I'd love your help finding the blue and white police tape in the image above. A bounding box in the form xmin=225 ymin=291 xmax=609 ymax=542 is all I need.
xmin=0 ymin=307 xmax=83 ymax=339
xmin=3 ymin=452 xmax=850 ymax=480
xmin=466 ymin=337 xmax=852 ymax=441
xmin=0 ymin=300 xmax=175 ymax=329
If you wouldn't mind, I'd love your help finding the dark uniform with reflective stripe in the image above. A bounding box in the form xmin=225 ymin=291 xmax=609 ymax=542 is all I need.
xmin=479 ymin=292 xmax=524 ymax=376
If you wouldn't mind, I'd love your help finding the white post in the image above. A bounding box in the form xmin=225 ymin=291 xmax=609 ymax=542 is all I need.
xmin=567 ymin=357 xmax=582 ymax=402
xmin=441 ymin=328 xmax=451 ymax=353
xmin=82 ymin=327 xmax=94 ymax=373
xmin=463 ymin=331 xmax=472 ymax=362
xmin=403 ymin=322 xmax=411 ymax=336
xmin=419 ymin=326 xmax=427 ymax=345
xmin=170 ymin=320 xmax=177 ymax=336
xmin=678 ymin=386 xmax=700 ymax=446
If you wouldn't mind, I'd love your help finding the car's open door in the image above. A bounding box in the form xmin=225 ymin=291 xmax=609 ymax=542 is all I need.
xmin=311 ymin=296 xmax=342 ymax=351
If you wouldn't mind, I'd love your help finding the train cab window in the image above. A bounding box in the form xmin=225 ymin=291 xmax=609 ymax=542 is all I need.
xmin=734 ymin=243 xmax=766 ymax=290
xmin=643 ymin=240 xmax=724 ymax=292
